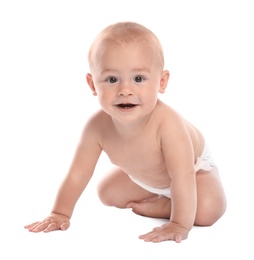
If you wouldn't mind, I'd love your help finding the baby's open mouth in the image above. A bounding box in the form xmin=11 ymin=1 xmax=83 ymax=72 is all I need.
xmin=116 ymin=103 xmax=137 ymax=109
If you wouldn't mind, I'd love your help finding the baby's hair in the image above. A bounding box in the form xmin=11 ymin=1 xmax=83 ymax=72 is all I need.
xmin=88 ymin=22 xmax=164 ymax=70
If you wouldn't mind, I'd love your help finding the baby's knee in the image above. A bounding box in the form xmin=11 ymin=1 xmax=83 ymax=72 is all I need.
xmin=97 ymin=180 xmax=126 ymax=208
xmin=195 ymin=196 xmax=227 ymax=226
xmin=97 ymin=181 xmax=114 ymax=206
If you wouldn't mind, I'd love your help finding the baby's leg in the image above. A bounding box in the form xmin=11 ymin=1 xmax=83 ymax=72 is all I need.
xmin=97 ymin=166 xmax=172 ymax=218
xmin=194 ymin=167 xmax=227 ymax=226
xmin=97 ymin=167 xmax=159 ymax=208
xmin=127 ymin=195 xmax=172 ymax=218
xmin=98 ymin=166 xmax=227 ymax=224
xmin=126 ymin=167 xmax=227 ymax=225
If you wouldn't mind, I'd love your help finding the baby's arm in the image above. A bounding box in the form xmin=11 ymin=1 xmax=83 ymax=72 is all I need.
xmin=140 ymin=115 xmax=197 ymax=243
xmin=25 ymin=117 xmax=102 ymax=232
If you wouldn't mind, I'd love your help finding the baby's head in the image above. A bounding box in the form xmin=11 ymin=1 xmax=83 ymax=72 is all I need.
xmin=88 ymin=22 xmax=164 ymax=72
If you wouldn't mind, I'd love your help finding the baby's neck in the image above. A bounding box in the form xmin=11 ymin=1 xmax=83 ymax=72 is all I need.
xmin=111 ymin=114 xmax=152 ymax=138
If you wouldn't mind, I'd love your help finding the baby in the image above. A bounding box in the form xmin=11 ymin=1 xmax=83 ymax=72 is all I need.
xmin=25 ymin=22 xmax=227 ymax=243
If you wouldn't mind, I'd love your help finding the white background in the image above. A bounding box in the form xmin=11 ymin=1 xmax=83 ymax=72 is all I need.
xmin=0 ymin=0 xmax=253 ymax=259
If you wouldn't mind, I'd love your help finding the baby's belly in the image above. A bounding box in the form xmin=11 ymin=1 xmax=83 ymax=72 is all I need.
xmin=121 ymin=165 xmax=172 ymax=189
xmin=106 ymin=149 xmax=171 ymax=188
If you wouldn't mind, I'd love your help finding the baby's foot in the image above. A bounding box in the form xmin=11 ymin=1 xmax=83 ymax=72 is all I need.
xmin=127 ymin=195 xmax=171 ymax=218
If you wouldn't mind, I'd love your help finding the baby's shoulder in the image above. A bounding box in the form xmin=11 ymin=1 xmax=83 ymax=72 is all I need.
xmin=156 ymin=100 xmax=203 ymax=142
xmin=155 ymin=100 xmax=184 ymax=124
xmin=80 ymin=110 xmax=112 ymax=143
xmin=85 ymin=109 xmax=112 ymax=131
xmin=155 ymin=101 xmax=192 ymax=134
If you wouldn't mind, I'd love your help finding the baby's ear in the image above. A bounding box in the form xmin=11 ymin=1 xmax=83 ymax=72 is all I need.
xmin=86 ymin=73 xmax=97 ymax=96
xmin=159 ymin=70 xmax=170 ymax=94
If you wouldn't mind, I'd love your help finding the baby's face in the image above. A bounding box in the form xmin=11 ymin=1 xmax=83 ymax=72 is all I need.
xmin=89 ymin=41 xmax=167 ymax=124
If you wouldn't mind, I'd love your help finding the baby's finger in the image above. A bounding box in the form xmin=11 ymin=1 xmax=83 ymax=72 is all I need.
xmin=28 ymin=221 xmax=51 ymax=232
xmin=60 ymin=222 xmax=70 ymax=231
xmin=43 ymin=222 xmax=58 ymax=233
xmin=24 ymin=222 xmax=40 ymax=229
xmin=139 ymin=229 xmax=180 ymax=243
xmin=174 ymin=233 xmax=182 ymax=243
xmin=139 ymin=230 xmax=161 ymax=242
xmin=139 ymin=225 xmax=163 ymax=240
xmin=139 ymin=229 xmax=153 ymax=239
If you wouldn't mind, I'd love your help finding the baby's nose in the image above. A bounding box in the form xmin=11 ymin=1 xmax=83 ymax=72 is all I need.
xmin=117 ymin=82 xmax=134 ymax=96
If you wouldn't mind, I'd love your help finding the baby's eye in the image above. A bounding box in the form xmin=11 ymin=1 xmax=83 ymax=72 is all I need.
xmin=107 ymin=77 xmax=118 ymax=83
xmin=134 ymin=76 xmax=144 ymax=83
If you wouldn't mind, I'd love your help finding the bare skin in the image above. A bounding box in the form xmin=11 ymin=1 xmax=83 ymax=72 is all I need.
xmin=25 ymin=22 xmax=227 ymax=243
xmin=97 ymin=165 xmax=226 ymax=242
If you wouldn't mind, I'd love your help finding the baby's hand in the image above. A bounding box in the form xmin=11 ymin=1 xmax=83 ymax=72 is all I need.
xmin=24 ymin=213 xmax=70 ymax=233
xmin=139 ymin=221 xmax=189 ymax=243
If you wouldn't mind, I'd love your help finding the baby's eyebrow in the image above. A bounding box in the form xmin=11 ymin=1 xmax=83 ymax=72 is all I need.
xmin=131 ymin=68 xmax=151 ymax=73
xmin=100 ymin=68 xmax=117 ymax=74
xmin=99 ymin=67 xmax=151 ymax=75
